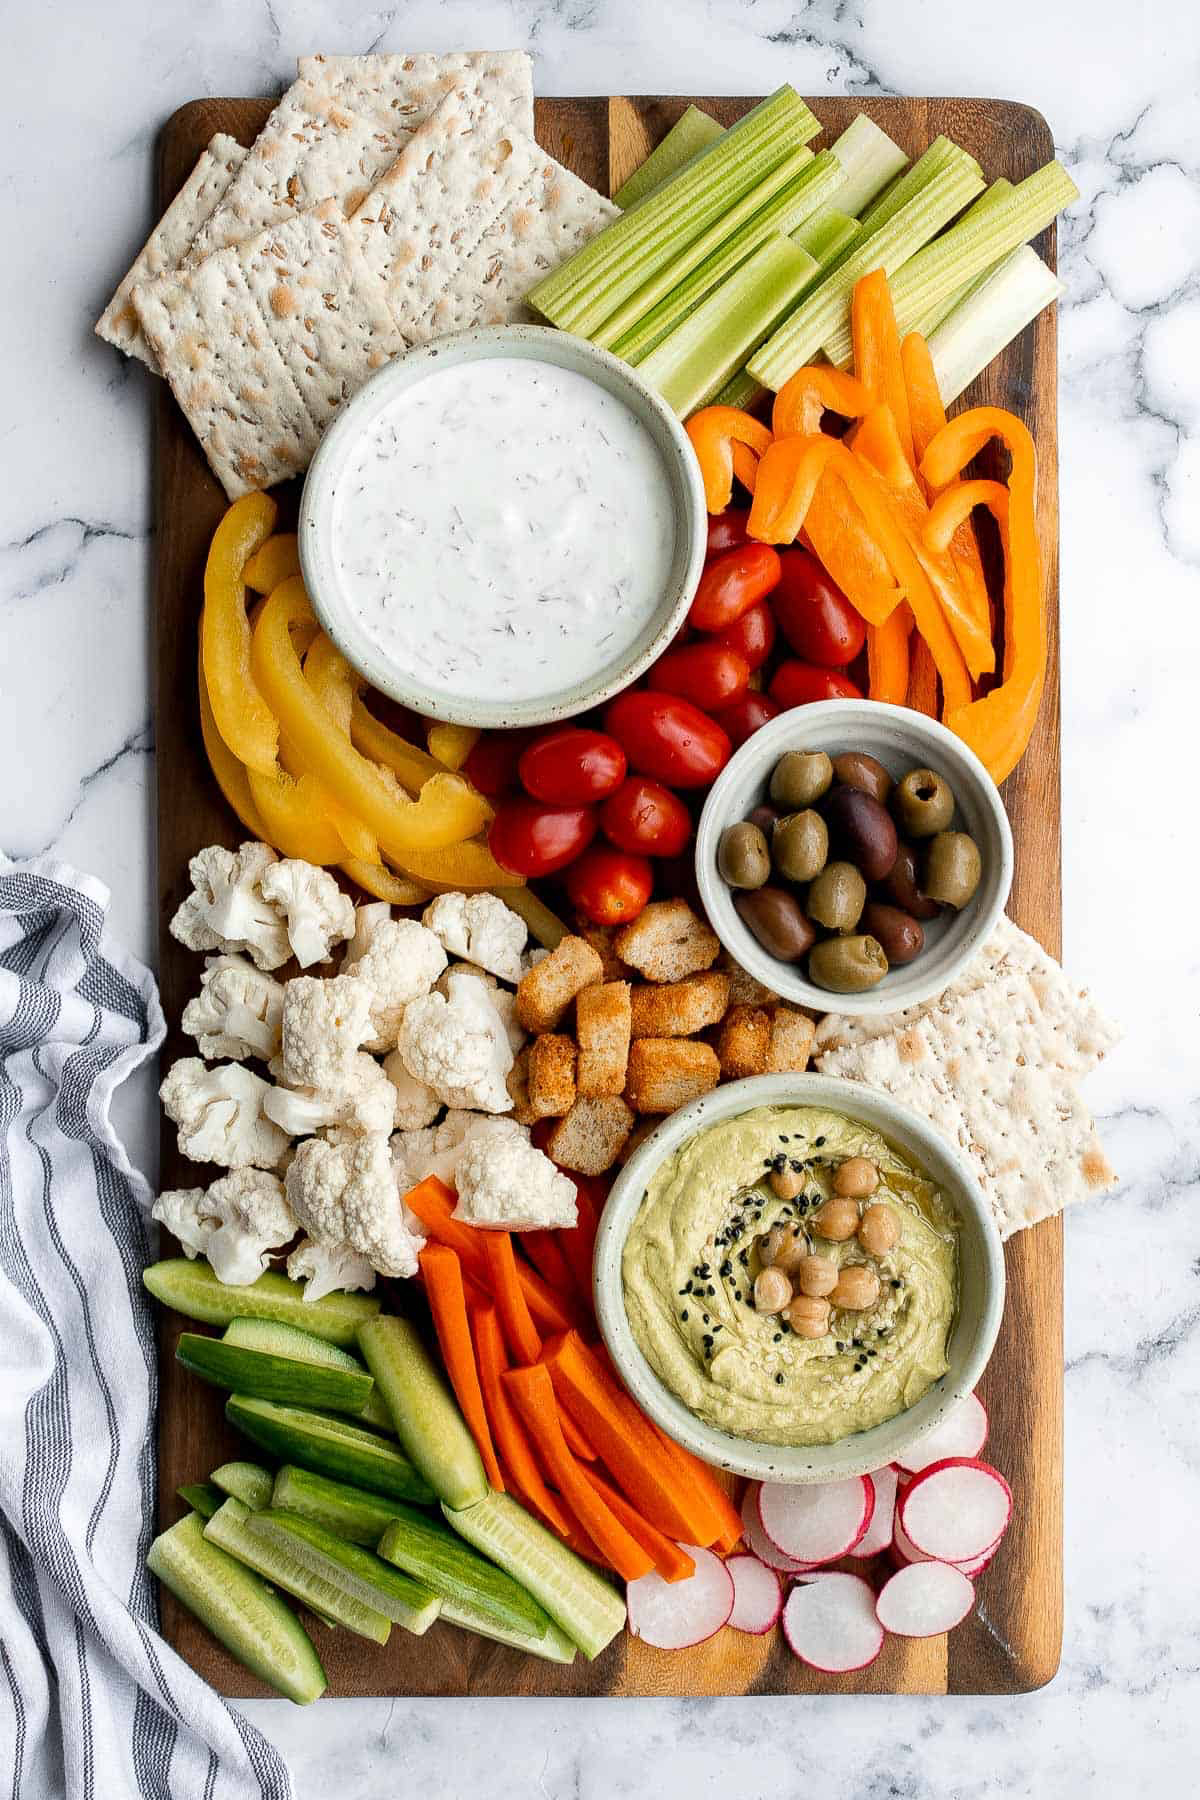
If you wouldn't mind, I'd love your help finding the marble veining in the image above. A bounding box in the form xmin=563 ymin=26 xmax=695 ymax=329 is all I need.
xmin=3 ymin=0 xmax=1196 ymax=1791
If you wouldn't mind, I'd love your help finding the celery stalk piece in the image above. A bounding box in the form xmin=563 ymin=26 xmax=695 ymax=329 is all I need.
xmin=638 ymin=236 xmax=819 ymax=418
xmin=526 ymin=86 xmax=820 ymax=337
xmin=611 ymin=151 xmax=844 ymax=365
xmin=792 ymin=207 xmax=859 ymax=267
xmin=614 ymin=106 xmax=724 ymax=210
xmin=711 ymin=366 xmax=767 ymax=412
xmin=821 ymin=160 xmax=1079 ymax=367
xmin=825 ymin=114 xmax=909 ymax=219
xmin=747 ymin=153 xmax=986 ymax=391
xmin=855 ymin=136 xmax=978 ymax=240
xmin=927 ymin=245 xmax=1064 ymax=403
xmin=909 ymin=181 xmax=1013 ymax=337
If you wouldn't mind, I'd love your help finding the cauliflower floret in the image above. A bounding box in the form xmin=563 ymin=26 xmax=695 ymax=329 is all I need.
xmin=343 ymin=918 xmax=447 ymax=1052
xmin=423 ymin=893 xmax=527 ymax=984
xmin=265 ymin=1053 xmax=397 ymax=1139
xmin=258 ymin=859 xmax=355 ymax=968
xmin=397 ymin=973 xmax=513 ymax=1113
xmin=390 ymin=1126 xmax=440 ymax=1194
xmin=453 ymin=1122 xmax=578 ymax=1231
xmin=170 ymin=842 xmax=290 ymax=971
xmin=341 ymin=902 xmax=392 ymax=968
xmin=382 ymin=1051 xmax=441 ymax=1130
xmin=151 ymin=1169 xmax=294 ymax=1284
xmin=160 ymin=1058 xmax=290 ymax=1169
xmin=151 ymin=1187 xmax=216 ymax=1258
xmin=280 ymin=974 xmax=375 ymax=1089
xmin=286 ymin=1134 xmax=422 ymax=1279
xmin=287 ymin=1236 xmax=377 ymax=1302
xmin=181 ymin=955 xmax=285 ymax=1062
xmin=433 ymin=964 xmax=524 ymax=1057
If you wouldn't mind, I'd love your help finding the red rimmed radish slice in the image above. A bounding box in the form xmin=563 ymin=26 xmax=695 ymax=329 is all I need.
xmin=892 ymin=1514 xmax=930 ymax=1565
xmin=955 ymin=1545 xmax=997 ymax=1578
xmin=895 ymin=1510 xmax=998 ymax=1576
xmin=895 ymin=1393 xmax=988 ymax=1475
xmin=848 ymin=1466 xmax=898 ymax=1558
xmin=626 ymin=1546 xmax=734 ymax=1650
xmin=758 ymin=1475 xmax=873 ymax=1565
xmin=726 ymin=1555 xmax=783 ymax=1634
xmin=740 ymin=1486 xmax=819 ymax=1574
xmin=782 ymin=1573 xmax=884 ymax=1673
xmin=899 ymin=1458 xmax=1012 ymax=1564
xmin=875 ymin=1561 xmax=976 ymax=1637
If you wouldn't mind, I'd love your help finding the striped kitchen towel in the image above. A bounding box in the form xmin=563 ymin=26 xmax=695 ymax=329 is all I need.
xmin=0 ymin=858 xmax=292 ymax=1800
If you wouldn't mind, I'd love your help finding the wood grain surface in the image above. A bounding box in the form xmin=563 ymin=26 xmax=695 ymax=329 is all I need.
xmin=153 ymin=92 xmax=1062 ymax=1699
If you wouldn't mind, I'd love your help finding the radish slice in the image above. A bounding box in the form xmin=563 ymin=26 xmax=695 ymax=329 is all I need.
xmin=627 ymin=1545 xmax=734 ymax=1649
xmin=876 ymin=1561 xmax=976 ymax=1636
xmin=758 ymin=1475 xmax=873 ymax=1564
xmin=899 ymin=1458 xmax=1012 ymax=1563
xmin=955 ymin=1544 xmax=998 ymax=1578
xmin=892 ymin=1514 xmax=930 ymax=1564
xmin=740 ymin=1486 xmax=819 ymax=1573
xmin=848 ymin=1466 xmax=898 ymax=1558
xmin=726 ymin=1555 xmax=783 ymax=1634
xmin=782 ymin=1573 xmax=884 ymax=1673
xmin=895 ymin=1393 xmax=988 ymax=1474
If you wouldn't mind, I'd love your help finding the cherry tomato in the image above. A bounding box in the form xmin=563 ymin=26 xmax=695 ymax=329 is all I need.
xmin=688 ymin=543 xmax=782 ymax=631
xmin=772 ymin=548 xmax=866 ymax=667
xmin=711 ymin=600 xmax=776 ymax=672
xmin=604 ymin=691 xmax=732 ymax=789
xmin=646 ymin=643 xmax=750 ymax=713
xmin=565 ymin=847 xmax=654 ymax=926
xmin=713 ymin=690 xmax=781 ymax=747
xmin=517 ymin=727 xmax=626 ymax=806
xmin=463 ymin=730 xmax=533 ymax=798
xmin=600 ymin=777 xmax=692 ymax=858
xmin=769 ymin=661 xmax=864 ymax=708
xmin=488 ymin=799 xmax=597 ymax=877
xmin=705 ymin=510 xmax=750 ymax=558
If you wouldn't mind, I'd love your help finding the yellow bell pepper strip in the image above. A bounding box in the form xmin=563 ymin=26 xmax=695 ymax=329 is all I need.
xmin=340 ymin=858 xmax=429 ymax=905
xmin=685 ymin=407 xmax=773 ymax=513
xmin=866 ymin=606 xmax=911 ymax=706
xmin=197 ymin=654 xmax=270 ymax=841
xmin=907 ymin=632 xmax=939 ymax=717
xmin=427 ymin=723 xmax=481 ymax=772
xmin=201 ymin=493 xmax=280 ymax=775
xmin=383 ymin=838 xmax=518 ymax=894
xmin=850 ymin=270 xmax=916 ymax=473
xmin=350 ymin=698 xmax=445 ymax=797
xmin=244 ymin=533 xmax=301 ymax=596
xmin=494 ymin=885 xmax=566 ymax=950
xmin=771 ymin=365 xmax=872 ymax=438
xmin=250 ymin=579 xmax=492 ymax=855
xmin=300 ymin=636 xmax=383 ymax=865
xmin=245 ymin=761 xmax=346 ymax=865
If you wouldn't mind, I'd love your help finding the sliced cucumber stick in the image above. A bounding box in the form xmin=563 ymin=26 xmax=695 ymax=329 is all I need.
xmin=177 ymin=1333 xmax=374 ymax=1412
xmin=224 ymin=1316 xmax=393 ymax=1429
xmin=441 ymin=1597 xmax=576 ymax=1664
xmin=376 ymin=1514 xmax=546 ymax=1637
xmin=249 ymin=1511 xmax=441 ymax=1635
xmin=211 ymin=1461 xmax=274 ymax=1510
xmin=226 ymin=1396 xmax=435 ymax=1504
xmin=144 ymin=1259 xmax=379 ymax=1346
xmin=176 ymin=1481 xmax=222 ymax=1520
xmin=204 ymin=1499 xmax=391 ymax=1644
xmin=357 ymin=1317 xmax=487 ymax=1511
xmin=272 ymin=1465 xmax=418 ymax=1547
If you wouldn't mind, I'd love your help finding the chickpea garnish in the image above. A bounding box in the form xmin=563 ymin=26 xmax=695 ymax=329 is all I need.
xmin=786 ymin=1295 xmax=831 ymax=1338
xmin=754 ymin=1267 xmax=794 ymax=1314
xmin=795 ymin=1253 xmax=838 ymax=1298
xmin=811 ymin=1196 xmax=860 ymax=1241
xmin=858 ymin=1202 xmax=900 ymax=1256
xmin=829 ymin=1264 xmax=881 ymax=1312
xmin=834 ymin=1156 xmax=880 ymax=1199
xmin=768 ymin=1163 xmax=806 ymax=1201
xmin=759 ymin=1222 xmax=806 ymax=1272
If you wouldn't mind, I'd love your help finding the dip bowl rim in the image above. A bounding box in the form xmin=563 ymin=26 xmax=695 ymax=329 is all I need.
xmin=594 ymin=1071 xmax=1006 ymax=1486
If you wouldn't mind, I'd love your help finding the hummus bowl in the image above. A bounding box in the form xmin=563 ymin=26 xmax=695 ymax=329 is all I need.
xmin=594 ymin=1073 xmax=1004 ymax=1484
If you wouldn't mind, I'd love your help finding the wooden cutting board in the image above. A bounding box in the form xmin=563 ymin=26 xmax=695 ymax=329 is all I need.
xmin=153 ymin=92 xmax=1062 ymax=1697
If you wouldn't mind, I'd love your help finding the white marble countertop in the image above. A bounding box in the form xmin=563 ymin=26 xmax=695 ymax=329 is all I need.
xmin=4 ymin=0 xmax=1196 ymax=1790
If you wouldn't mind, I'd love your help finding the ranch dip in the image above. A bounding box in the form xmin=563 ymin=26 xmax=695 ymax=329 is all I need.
xmin=330 ymin=357 xmax=677 ymax=706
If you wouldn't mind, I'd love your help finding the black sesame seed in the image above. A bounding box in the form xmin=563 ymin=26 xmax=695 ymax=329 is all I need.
xmin=779 ymin=1135 xmax=790 ymax=1144
xmin=775 ymin=1373 xmax=785 ymax=1385
xmin=835 ymin=1341 xmax=846 ymax=1352
xmin=680 ymin=1309 xmax=689 ymax=1321
xmin=712 ymin=1324 xmax=722 ymax=1333
xmin=891 ymin=1279 xmax=901 ymax=1289
xmin=702 ymin=1313 xmax=710 ymax=1324
xmin=790 ymin=1159 xmax=803 ymax=1173
xmin=720 ymin=1261 xmax=732 ymax=1278
xmin=772 ymin=1332 xmax=782 ymax=1343
xmin=815 ymin=1136 xmax=826 ymax=1147
xmin=707 ymin=1285 xmax=715 ymax=1297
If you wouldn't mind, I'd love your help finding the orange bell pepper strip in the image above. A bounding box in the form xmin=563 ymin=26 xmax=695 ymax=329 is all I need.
xmin=907 ymin=632 xmax=939 ymax=716
xmin=427 ymin=723 xmax=480 ymax=771
xmin=419 ymin=1244 xmax=504 ymax=1490
xmin=771 ymin=365 xmax=872 ymax=438
xmin=470 ymin=1305 xmax=572 ymax=1535
xmin=339 ymin=858 xmax=428 ymax=905
xmin=901 ymin=330 xmax=994 ymax=646
xmin=197 ymin=655 xmax=270 ymax=840
xmin=850 ymin=270 xmax=916 ymax=472
xmin=685 ymin=407 xmax=773 ymax=513
xmin=866 ymin=607 xmax=911 ymax=705
xmin=201 ymin=493 xmax=280 ymax=775
xmin=243 ymin=532 xmax=301 ymax=596
xmin=800 ymin=482 xmax=903 ymax=629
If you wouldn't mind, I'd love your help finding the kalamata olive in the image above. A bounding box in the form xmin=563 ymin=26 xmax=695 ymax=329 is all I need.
xmin=769 ymin=749 xmax=832 ymax=811
xmin=808 ymin=934 xmax=889 ymax=993
xmin=734 ymin=887 xmax=817 ymax=963
xmin=923 ymin=831 xmax=982 ymax=908
xmin=748 ymin=803 xmax=782 ymax=836
xmin=772 ymin=809 xmax=828 ymax=883
xmin=807 ymin=861 xmax=866 ymax=932
xmin=892 ymin=767 xmax=956 ymax=838
xmin=822 ymin=785 xmax=898 ymax=882
xmin=718 ymin=821 xmax=771 ymax=890
xmin=883 ymin=841 xmax=941 ymax=921
xmin=860 ymin=901 xmax=925 ymax=966
xmin=832 ymin=751 xmax=893 ymax=804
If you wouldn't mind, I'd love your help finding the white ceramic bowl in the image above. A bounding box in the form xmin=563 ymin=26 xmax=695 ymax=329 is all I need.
xmin=594 ymin=1073 xmax=1005 ymax=1484
xmin=298 ymin=324 xmax=706 ymax=730
xmin=695 ymin=700 xmax=1014 ymax=1016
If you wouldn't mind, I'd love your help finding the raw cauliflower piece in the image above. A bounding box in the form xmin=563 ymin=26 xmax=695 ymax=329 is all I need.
xmin=265 ymin=1053 xmax=397 ymax=1138
xmin=391 ymin=1112 xmax=531 ymax=1192
xmin=390 ymin=1126 xmax=440 ymax=1195
xmin=452 ymin=1121 xmax=579 ymax=1231
xmin=160 ymin=1058 xmax=290 ymax=1169
xmin=170 ymin=842 xmax=290 ymax=971
xmin=151 ymin=1187 xmax=216 ymax=1258
xmin=341 ymin=902 xmax=392 ymax=968
xmin=280 ymin=974 xmax=375 ymax=1089
xmin=397 ymin=973 xmax=513 ymax=1113
xmin=342 ymin=918 xmax=447 ymax=1052
xmin=287 ymin=1236 xmax=377 ymax=1301
xmin=259 ymin=859 xmax=355 ymax=968
xmin=435 ymin=964 xmax=525 ymax=1056
xmin=382 ymin=1051 xmax=441 ymax=1130
xmin=423 ymin=893 xmax=527 ymax=984
xmin=181 ymin=955 xmax=285 ymax=1062
xmin=287 ymin=1134 xmax=422 ymax=1279
xmin=151 ymin=1169 xmax=294 ymax=1285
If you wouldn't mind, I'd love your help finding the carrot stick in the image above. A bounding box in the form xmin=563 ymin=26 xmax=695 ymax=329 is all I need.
xmin=851 ymin=269 xmax=915 ymax=472
xmin=481 ymin=1232 xmax=542 ymax=1366
xmin=579 ymin=1466 xmax=697 ymax=1583
xmin=558 ymin=1177 xmax=603 ymax=1309
xmin=643 ymin=1419 xmax=743 ymax=1555
xmin=418 ymin=1245 xmax=504 ymax=1491
xmin=469 ymin=1304 xmax=572 ymax=1536
xmin=519 ymin=1230 xmax=575 ymax=1299
xmin=404 ymin=1177 xmax=574 ymax=1335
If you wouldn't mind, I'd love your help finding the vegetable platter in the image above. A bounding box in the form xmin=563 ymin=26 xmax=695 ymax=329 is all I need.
xmin=152 ymin=90 xmax=1064 ymax=1698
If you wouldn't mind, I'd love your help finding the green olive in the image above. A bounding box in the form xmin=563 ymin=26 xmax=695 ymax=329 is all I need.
xmin=923 ymin=831 xmax=982 ymax=908
xmin=806 ymin=860 xmax=866 ymax=932
xmin=718 ymin=821 xmax=771 ymax=890
xmin=772 ymin=809 xmax=828 ymax=883
xmin=808 ymin=934 xmax=889 ymax=993
xmin=769 ymin=750 xmax=833 ymax=811
xmin=832 ymin=752 xmax=893 ymax=805
xmin=892 ymin=768 xmax=956 ymax=838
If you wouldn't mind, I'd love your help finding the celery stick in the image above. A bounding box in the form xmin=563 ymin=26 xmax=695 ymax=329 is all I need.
xmin=910 ymin=181 xmax=1013 ymax=337
xmin=855 ymin=137 xmax=977 ymax=241
xmin=792 ymin=206 xmax=859 ymax=266
xmin=527 ymin=86 xmax=820 ymax=336
xmin=711 ymin=366 xmax=768 ymax=412
xmin=826 ymin=114 xmax=909 ymax=218
xmin=748 ymin=153 xmax=986 ymax=391
xmin=614 ymin=105 xmax=724 ymax=210
xmin=927 ymin=245 xmax=1064 ymax=402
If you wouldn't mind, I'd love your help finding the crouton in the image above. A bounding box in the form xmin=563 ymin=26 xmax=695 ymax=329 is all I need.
xmin=629 ymin=972 xmax=730 ymax=1039
xmin=546 ymin=1097 xmax=634 ymax=1176
xmin=765 ymin=1006 xmax=816 ymax=1073
xmin=715 ymin=1004 xmax=771 ymax=1080
xmin=506 ymin=1046 xmax=537 ymax=1125
xmin=527 ymin=1034 xmax=578 ymax=1118
xmin=625 ymin=1038 xmax=721 ymax=1114
xmin=575 ymin=981 xmax=632 ymax=1098
xmin=614 ymin=899 xmax=720 ymax=983
xmin=717 ymin=950 xmax=780 ymax=1008
xmin=515 ymin=934 xmax=603 ymax=1033
xmin=573 ymin=922 xmax=631 ymax=982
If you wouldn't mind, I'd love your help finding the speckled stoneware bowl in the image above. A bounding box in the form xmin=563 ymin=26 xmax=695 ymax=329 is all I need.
xmin=594 ymin=1073 xmax=1005 ymax=1485
xmin=695 ymin=699 xmax=1014 ymax=1017
xmin=299 ymin=324 xmax=707 ymax=730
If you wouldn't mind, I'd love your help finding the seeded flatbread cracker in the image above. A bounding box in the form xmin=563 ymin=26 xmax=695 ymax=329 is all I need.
xmin=299 ymin=50 xmax=534 ymax=139
xmin=95 ymin=134 xmax=246 ymax=370
xmin=132 ymin=198 xmax=405 ymax=498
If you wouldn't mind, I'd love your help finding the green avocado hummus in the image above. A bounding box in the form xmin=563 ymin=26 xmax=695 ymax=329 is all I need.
xmin=622 ymin=1105 xmax=958 ymax=1447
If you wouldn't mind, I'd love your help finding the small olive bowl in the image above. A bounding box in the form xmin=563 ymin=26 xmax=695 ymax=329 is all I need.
xmin=594 ymin=1073 xmax=1005 ymax=1485
xmin=298 ymin=324 xmax=707 ymax=730
xmin=694 ymin=699 xmax=1014 ymax=1017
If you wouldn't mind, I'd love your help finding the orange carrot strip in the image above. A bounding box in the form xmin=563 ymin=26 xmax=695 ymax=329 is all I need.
xmin=643 ymin=1419 xmax=743 ymax=1554
xmin=558 ymin=1177 xmax=603 ymax=1310
xmin=481 ymin=1232 xmax=542 ymax=1366
xmin=850 ymin=269 xmax=916 ymax=471
xmin=403 ymin=1178 xmax=573 ymax=1334
xmin=470 ymin=1305 xmax=572 ymax=1536
xmin=419 ymin=1245 xmax=503 ymax=1490
xmin=578 ymin=1466 xmax=697 ymax=1583
xmin=519 ymin=1231 xmax=575 ymax=1299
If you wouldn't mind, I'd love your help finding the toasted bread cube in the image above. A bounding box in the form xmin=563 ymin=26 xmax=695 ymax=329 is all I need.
xmin=573 ymin=922 xmax=631 ymax=982
xmin=576 ymin=981 xmax=632 ymax=1097
xmin=629 ymin=972 xmax=730 ymax=1039
xmin=716 ymin=1004 xmax=771 ymax=1080
xmin=717 ymin=950 xmax=780 ymax=1008
xmin=625 ymin=1038 xmax=721 ymax=1114
xmin=526 ymin=1033 xmax=578 ymax=1119
xmin=546 ymin=1096 xmax=634 ymax=1176
xmin=614 ymin=899 xmax=719 ymax=984
xmin=765 ymin=1005 xmax=816 ymax=1073
xmin=516 ymin=934 xmax=603 ymax=1033
xmin=506 ymin=1046 xmax=537 ymax=1125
